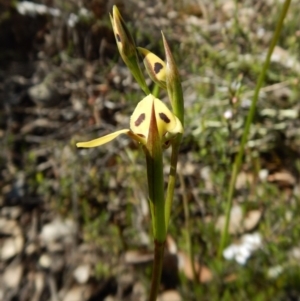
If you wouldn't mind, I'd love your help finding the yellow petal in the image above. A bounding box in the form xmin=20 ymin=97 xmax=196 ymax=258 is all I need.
xmin=163 ymin=116 xmax=183 ymax=144
xmin=76 ymin=129 xmax=130 ymax=148
xmin=137 ymin=47 xmax=166 ymax=89
xmin=130 ymin=94 xmax=180 ymax=140
xmin=169 ymin=116 xmax=183 ymax=135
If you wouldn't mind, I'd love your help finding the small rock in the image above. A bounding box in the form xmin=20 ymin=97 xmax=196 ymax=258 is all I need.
xmin=0 ymin=235 xmax=24 ymax=260
xmin=40 ymin=218 xmax=76 ymax=244
xmin=62 ymin=285 xmax=92 ymax=301
xmin=32 ymin=272 xmax=45 ymax=301
xmin=103 ymin=296 xmax=115 ymax=301
xmin=25 ymin=242 xmax=38 ymax=255
xmin=132 ymin=282 xmax=146 ymax=300
xmin=73 ymin=264 xmax=91 ymax=284
xmin=3 ymin=262 xmax=23 ymax=288
xmin=1 ymin=206 xmax=22 ymax=219
xmin=289 ymin=246 xmax=300 ymax=261
xmin=259 ymin=169 xmax=269 ymax=181
xmin=46 ymin=241 xmax=65 ymax=253
xmin=267 ymin=265 xmax=284 ymax=278
xmin=0 ymin=219 xmax=24 ymax=260
xmin=28 ymin=83 xmax=61 ymax=107
xmin=39 ymin=253 xmax=64 ymax=272
xmin=0 ymin=218 xmax=22 ymax=236
xmin=39 ymin=254 xmax=51 ymax=269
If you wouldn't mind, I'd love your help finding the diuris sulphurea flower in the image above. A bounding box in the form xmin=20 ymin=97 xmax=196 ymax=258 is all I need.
xmin=137 ymin=47 xmax=167 ymax=90
xmin=76 ymin=94 xmax=183 ymax=149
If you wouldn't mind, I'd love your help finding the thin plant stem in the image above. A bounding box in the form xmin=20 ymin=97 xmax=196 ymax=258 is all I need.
xmin=218 ymin=0 xmax=291 ymax=259
xmin=179 ymin=170 xmax=197 ymax=282
xmin=145 ymin=103 xmax=167 ymax=301
xmin=165 ymin=134 xmax=182 ymax=228
xmin=145 ymin=150 xmax=166 ymax=242
xmin=162 ymin=33 xmax=184 ymax=229
xmin=145 ymin=97 xmax=167 ymax=243
xmin=152 ymin=83 xmax=160 ymax=98
xmin=148 ymin=240 xmax=165 ymax=301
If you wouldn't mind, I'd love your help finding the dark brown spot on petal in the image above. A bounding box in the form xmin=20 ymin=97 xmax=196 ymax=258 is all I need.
xmin=154 ymin=62 xmax=163 ymax=74
xmin=137 ymin=134 xmax=145 ymax=138
xmin=135 ymin=113 xmax=146 ymax=126
xmin=159 ymin=112 xmax=170 ymax=123
xmin=116 ymin=34 xmax=121 ymax=42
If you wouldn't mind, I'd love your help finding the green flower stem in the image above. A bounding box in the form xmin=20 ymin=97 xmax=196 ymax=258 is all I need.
xmin=145 ymin=103 xmax=167 ymax=301
xmin=162 ymin=33 xmax=184 ymax=229
xmin=145 ymin=148 xmax=166 ymax=242
xmin=165 ymin=134 xmax=182 ymax=228
xmin=152 ymin=83 xmax=160 ymax=98
xmin=179 ymin=169 xmax=197 ymax=282
xmin=145 ymin=142 xmax=167 ymax=301
xmin=218 ymin=0 xmax=291 ymax=259
xmin=148 ymin=240 xmax=165 ymax=301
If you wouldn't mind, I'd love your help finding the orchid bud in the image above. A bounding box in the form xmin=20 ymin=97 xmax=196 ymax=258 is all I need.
xmin=162 ymin=32 xmax=184 ymax=126
xmin=137 ymin=47 xmax=167 ymax=89
xmin=110 ymin=6 xmax=150 ymax=94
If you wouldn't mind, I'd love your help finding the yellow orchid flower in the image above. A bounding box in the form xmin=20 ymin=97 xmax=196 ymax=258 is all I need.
xmin=137 ymin=47 xmax=167 ymax=89
xmin=76 ymin=94 xmax=183 ymax=149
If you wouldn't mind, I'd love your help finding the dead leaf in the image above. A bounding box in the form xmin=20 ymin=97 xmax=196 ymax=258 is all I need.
xmin=124 ymin=250 xmax=153 ymax=265
xmin=177 ymin=251 xmax=213 ymax=283
xmin=244 ymin=210 xmax=262 ymax=231
xmin=235 ymin=171 xmax=255 ymax=190
xmin=216 ymin=205 xmax=262 ymax=234
xmin=158 ymin=290 xmax=182 ymax=301
xmin=216 ymin=205 xmax=243 ymax=234
xmin=268 ymin=170 xmax=296 ymax=186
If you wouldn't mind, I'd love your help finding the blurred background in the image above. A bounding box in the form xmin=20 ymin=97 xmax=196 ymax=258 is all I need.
xmin=0 ymin=0 xmax=300 ymax=300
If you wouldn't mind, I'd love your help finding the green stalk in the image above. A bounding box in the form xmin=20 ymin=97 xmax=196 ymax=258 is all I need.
xmin=152 ymin=83 xmax=160 ymax=98
xmin=218 ymin=0 xmax=291 ymax=259
xmin=162 ymin=33 xmax=184 ymax=229
xmin=146 ymin=147 xmax=166 ymax=301
xmin=145 ymin=102 xmax=166 ymax=301
xmin=179 ymin=170 xmax=197 ymax=282
xmin=145 ymin=147 xmax=166 ymax=242
xmin=165 ymin=134 xmax=182 ymax=227
xmin=148 ymin=240 xmax=165 ymax=301
xmin=162 ymin=33 xmax=184 ymax=124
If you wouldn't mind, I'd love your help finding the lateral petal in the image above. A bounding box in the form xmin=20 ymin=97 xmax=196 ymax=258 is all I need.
xmin=76 ymin=129 xmax=130 ymax=148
